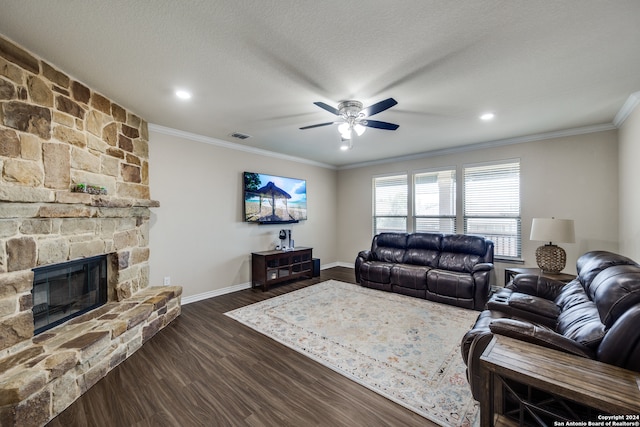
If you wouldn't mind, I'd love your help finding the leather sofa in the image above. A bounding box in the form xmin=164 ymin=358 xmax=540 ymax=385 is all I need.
xmin=461 ymin=250 xmax=640 ymax=400
xmin=355 ymin=232 xmax=494 ymax=310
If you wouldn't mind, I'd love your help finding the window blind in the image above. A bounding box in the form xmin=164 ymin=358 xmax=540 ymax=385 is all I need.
xmin=373 ymin=174 xmax=407 ymax=234
xmin=414 ymin=169 xmax=456 ymax=233
xmin=464 ymin=160 xmax=521 ymax=259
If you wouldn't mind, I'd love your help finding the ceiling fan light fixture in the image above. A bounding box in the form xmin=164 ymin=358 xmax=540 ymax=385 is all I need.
xmin=340 ymin=138 xmax=352 ymax=151
xmin=300 ymin=98 xmax=399 ymax=150
xmin=338 ymin=123 xmax=352 ymax=139
xmin=338 ymin=100 xmax=364 ymax=118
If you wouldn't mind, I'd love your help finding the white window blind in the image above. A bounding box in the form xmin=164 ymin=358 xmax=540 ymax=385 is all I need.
xmin=373 ymin=174 xmax=407 ymax=234
xmin=414 ymin=169 xmax=456 ymax=233
xmin=464 ymin=160 xmax=521 ymax=259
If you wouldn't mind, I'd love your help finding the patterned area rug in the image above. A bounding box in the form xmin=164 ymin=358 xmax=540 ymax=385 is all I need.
xmin=225 ymin=280 xmax=480 ymax=426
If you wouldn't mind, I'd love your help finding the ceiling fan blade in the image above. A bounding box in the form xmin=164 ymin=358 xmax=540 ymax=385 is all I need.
xmin=299 ymin=122 xmax=336 ymax=130
xmin=363 ymin=98 xmax=398 ymax=117
xmin=362 ymin=120 xmax=399 ymax=130
xmin=313 ymin=102 xmax=341 ymax=116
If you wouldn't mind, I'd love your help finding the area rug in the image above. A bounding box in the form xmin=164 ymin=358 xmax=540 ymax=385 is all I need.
xmin=225 ymin=280 xmax=480 ymax=427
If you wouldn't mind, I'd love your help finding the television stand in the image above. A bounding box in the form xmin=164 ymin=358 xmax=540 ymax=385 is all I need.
xmin=251 ymin=247 xmax=313 ymax=291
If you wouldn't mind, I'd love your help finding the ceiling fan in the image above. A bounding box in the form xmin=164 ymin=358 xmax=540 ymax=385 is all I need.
xmin=299 ymin=98 xmax=399 ymax=140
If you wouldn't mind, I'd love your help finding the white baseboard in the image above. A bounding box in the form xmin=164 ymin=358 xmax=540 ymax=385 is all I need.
xmin=180 ymin=262 xmax=355 ymax=305
xmin=332 ymin=261 xmax=354 ymax=269
xmin=316 ymin=261 xmax=354 ymax=269
xmin=181 ymin=282 xmax=252 ymax=305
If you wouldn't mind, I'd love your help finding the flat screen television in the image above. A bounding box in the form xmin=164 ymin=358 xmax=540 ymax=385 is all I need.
xmin=243 ymin=172 xmax=307 ymax=224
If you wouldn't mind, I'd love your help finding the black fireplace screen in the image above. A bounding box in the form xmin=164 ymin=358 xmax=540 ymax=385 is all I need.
xmin=32 ymin=254 xmax=107 ymax=334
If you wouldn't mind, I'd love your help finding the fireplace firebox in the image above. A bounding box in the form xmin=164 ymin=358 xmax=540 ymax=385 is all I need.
xmin=32 ymin=255 xmax=108 ymax=334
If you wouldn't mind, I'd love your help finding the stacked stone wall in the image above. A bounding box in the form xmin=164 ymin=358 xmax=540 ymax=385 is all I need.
xmin=0 ymin=34 xmax=180 ymax=426
xmin=0 ymin=34 xmax=159 ymax=350
xmin=0 ymin=36 xmax=150 ymax=202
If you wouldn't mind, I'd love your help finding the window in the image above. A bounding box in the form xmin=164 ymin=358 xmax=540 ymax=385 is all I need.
xmin=373 ymin=174 xmax=407 ymax=234
xmin=413 ymin=169 xmax=456 ymax=233
xmin=463 ymin=160 xmax=521 ymax=259
xmin=371 ymin=160 xmax=521 ymax=260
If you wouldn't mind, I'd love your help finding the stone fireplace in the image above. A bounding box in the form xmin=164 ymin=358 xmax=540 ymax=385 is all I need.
xmin=0 ymin=36 xmax=181 ymax=425
xmin=32 ymin=254 xmax=108 ymax=334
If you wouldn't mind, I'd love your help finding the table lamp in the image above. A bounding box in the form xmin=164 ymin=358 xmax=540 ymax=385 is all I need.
xmin=530 ymin=218 xmax=575 ymax=273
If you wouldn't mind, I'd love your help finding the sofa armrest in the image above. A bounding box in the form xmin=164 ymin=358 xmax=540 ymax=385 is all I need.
xmin=472 ymin=269 xmax=492 ymax=310
xmin=472 ymin=263 xmax=494 ymax=310
xmin=354 ymin=250 xmax=372 ymax=283
xmin=489 ymin=318 xmax=595 ymax=359
xmin=472 ymin=262 xmax=493 ymax=273
xmin=460 ymin=310 xmax=506 ymax=400
xmin=487 ymin=289 xmax=560 ymax=327
xmin=507 ymin=274 xmax=566 ymax=300
xmin=597 ymin=305 xmax=640 ymax=371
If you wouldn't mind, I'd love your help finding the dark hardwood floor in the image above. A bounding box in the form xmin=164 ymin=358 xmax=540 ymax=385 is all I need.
xmin=48 ymin=267 xmax=436 ymax=427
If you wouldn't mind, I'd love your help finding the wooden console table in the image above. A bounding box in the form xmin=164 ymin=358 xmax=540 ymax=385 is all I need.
xmin=504 ymin=267 xmax=575 ymax=287
xmin=251 ymin=247 xmax=313 ymax=291
xmin=479 ymin=335 xmax=640 ymax=426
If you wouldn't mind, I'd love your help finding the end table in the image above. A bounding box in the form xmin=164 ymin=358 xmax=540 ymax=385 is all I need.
xmin=504 ymin=267 xmax=575 ymax=287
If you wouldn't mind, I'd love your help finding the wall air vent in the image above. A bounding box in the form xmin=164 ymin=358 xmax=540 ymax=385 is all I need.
xmin=229 ymin=132 xmax=251 ymax=140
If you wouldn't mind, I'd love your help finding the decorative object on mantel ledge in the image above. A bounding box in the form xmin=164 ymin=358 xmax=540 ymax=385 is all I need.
xmin=72 ymin=183 xmax=108 ymax=195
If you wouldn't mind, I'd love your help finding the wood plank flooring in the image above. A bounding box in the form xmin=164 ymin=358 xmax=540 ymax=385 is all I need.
xmin=48 ymin=268 xmax=438 ymax=427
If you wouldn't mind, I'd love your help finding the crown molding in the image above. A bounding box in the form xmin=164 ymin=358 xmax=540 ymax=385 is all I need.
xmin=150 ymin=118 xmax=623 ymax=172
xmin=613 ymin=91 xmax=640 ymax=127
xmin=338 ymin=123 xmax=617 ymax=170
xmin=148 ymin=123 xmax=337 ymax=170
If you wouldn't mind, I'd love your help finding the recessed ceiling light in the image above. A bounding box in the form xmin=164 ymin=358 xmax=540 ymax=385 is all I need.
xmin=175 ymin=90 xmax=192 ymax=100
xmin=480 ymin=112 xmax=495 ymax=121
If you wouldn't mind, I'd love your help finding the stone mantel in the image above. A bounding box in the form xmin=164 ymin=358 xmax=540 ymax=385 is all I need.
xmin=0 ymin=187 xmax=161 ymax=208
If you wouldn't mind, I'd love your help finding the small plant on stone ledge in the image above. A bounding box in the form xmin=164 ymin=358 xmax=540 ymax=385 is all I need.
xmin=72 ymin=183 xmax=107 ymax=195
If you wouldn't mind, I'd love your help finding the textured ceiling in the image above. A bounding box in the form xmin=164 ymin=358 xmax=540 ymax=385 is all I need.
xmin=1 ymin=1 xmax=639 ymax=167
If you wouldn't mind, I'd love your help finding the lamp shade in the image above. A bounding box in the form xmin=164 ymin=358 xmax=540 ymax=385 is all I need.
xmin=530 ymin=218 xmax=575 ymax=244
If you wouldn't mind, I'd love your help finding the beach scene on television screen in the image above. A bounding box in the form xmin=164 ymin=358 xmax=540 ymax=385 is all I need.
xmin=244 ymin=173 xmax=307 ymax=222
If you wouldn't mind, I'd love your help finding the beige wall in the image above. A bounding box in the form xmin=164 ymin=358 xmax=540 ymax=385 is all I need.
xmin=619 ymin=102 xmax=640 ymax=259
xmin=148 ymin=125 xmax=623 ymax=297
xmin=337 ymin=130 xmax=619 ymax=284
xmin=148 ymin=129 xmax=338 ymax=299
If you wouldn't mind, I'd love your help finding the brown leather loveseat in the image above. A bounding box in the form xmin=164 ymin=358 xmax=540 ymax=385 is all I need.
xmin=461 ymin=250 xmax=640 ymax=400
xmin=355 ymin=232 xmax=494 ymax=310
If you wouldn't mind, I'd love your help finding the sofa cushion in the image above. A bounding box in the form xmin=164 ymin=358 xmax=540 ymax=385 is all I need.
xmin=437 ymin=252 xmax=481 ymax=273
xmin=403 ymin=233 xmax=442 ymax=267
xmin=442 ymin=234 xmax=487 ymax=256
xmin=427 ymin=269 xmax=474 ymax=299
xmin=390 ymin=264 xmax=429 ymax=290
xmin=589 ymin=264 xmax=640 ymax=327
xmin=371 ymin=233 xmax=408 ymax=263
xmin=438 ymin=235 xmax=487 ymax=273
xmin=556 ymin=299 xmax=605 ymax=348
xmin=576 ymin=250 xmax=638 ymax=292
xmin=554 ymin=280 xmax=589 ymax=309
xmin=360 ymin=261 xmax=393 ymax=284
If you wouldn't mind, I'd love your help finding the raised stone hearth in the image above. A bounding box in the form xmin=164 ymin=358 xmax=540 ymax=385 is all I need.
xmin=0 ymin=285 xmax=181 ymax=426
xmin=0 ymin=35 xmax=182 ymax=425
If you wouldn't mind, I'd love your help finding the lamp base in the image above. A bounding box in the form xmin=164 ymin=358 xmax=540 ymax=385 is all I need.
xmin=535 ymin=244 xmax=566 ymax=274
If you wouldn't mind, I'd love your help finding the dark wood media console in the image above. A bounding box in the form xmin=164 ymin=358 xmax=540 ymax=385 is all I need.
xmin=251 ymin=247 xmax=313 ymax=291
